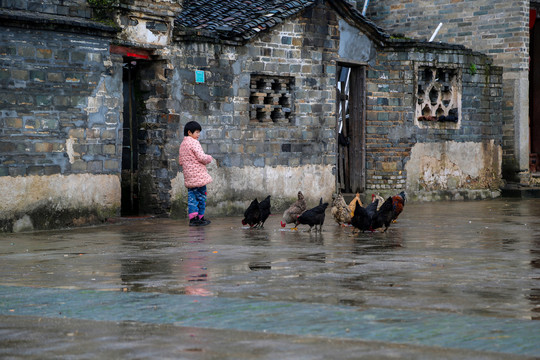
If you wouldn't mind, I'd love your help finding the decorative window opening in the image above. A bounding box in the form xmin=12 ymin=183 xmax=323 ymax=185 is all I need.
xmin=250 ymin=75 xmax=294 ymax=123
xmin=415 ymin=65 xmax=461 ymax=129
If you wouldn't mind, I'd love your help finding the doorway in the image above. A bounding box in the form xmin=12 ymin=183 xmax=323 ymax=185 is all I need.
xmin=121 ymin=59 xmax=141 ymax=216
xmin=336 ymin=64 xmax=366 ymax=194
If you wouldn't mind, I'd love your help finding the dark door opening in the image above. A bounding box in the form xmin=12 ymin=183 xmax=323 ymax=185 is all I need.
xmin=336 ymin=64 xmax=366 ymax=194
xmin=530 ymin=8 xmax=540 ymax=174
xmin=121 ymin=59 xmax=140 ymax=216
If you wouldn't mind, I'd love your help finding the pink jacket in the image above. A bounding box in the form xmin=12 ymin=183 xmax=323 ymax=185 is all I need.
xmin=178 ymin=136 xmax=213 ymax=188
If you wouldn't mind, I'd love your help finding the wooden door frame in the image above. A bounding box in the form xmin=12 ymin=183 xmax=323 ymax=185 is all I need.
xmin=336 ymin=63 xmax=366 ymax=193
xmin=530 ymin=7 xmax=540 ymax=172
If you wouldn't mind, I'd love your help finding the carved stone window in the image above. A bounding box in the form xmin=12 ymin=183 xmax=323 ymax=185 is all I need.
xmin=415 ymin=65 xmax=461 ymax=129
xmin=250 ymin=74 xmax=294 ymax=123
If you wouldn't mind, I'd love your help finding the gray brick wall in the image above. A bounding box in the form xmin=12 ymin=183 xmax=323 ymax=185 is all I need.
xmin=363 ymin=0 xmax=529 ymax=178
xmin=167 ymin=1 xmax=502 ymax=197
xmin=0 ymin=26 xmax=122 ymax=178
xmin=364 ymin=42 xmax=503 ymax=191
xmin=0 ymin=0 xmax=92 ymax=18
xmin=365 ymin=0 xmax=528 ymax=73
xmin=168 ymin=2 xmax=339 ymax=174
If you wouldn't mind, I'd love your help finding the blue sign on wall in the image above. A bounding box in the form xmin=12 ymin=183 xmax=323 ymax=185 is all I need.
xmin=195 ymin=70 xmax=205 ymax=83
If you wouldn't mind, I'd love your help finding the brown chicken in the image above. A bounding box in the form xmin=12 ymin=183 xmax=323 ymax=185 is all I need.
xmin=281 ymin=191 xmax=307 ymax=230
xmin=331 ymin=193 xmax=351 ymax=226
xmin=391 ymin=191 xmax=406 ymax=223
xmin=348 ymin=192 xmax=363 ymax=218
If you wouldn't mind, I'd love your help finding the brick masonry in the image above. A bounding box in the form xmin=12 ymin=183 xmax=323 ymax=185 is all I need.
xmin=127 ymin=60 xmax=178 ymax=215
xmin=166 ymin=1 xmax=502 ymax=208
xmin=167 ymin=2 xmax=339 ymax=175
xmin=0 ymin=0 xmax=505 ymax=230
xmin=363 ymin=0 xmax=529 ymax=179
xmin=0 ymin=0 xmax=93 ymax=18
xmin=364 ymin=41 xmax=503 ymax=192
xmin=0 ymin=26 xmax=122 ymax=177
xmin=0 ymin=0 xmax=122 ymax=231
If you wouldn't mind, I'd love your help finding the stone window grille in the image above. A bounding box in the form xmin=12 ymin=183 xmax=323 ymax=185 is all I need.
xmin=249 ymin=74 xmax=294 ymax=123
xmin=415 ymin=65 xmax=461 ymax=128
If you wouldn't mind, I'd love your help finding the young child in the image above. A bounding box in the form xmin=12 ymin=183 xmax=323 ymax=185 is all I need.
xmin=178 ymin=121 xmax=214 ymax=226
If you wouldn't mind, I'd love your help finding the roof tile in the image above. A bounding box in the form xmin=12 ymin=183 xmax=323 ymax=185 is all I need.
xmin=175 ymin=0 xmax=317 ymax=43
xmin=174 ymin=0 xmax=389 ymax=45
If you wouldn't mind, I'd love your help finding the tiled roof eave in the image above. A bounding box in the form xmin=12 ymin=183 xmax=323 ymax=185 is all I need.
xmin=174 ymin=29 xmax=246 ymax=46
xmin=384 ymin=38 xmax=493 ymax=61
xmin=0 ymin=8 xmax=118 ymax=36
xmin=386 ymin=39 xmax=467 ymax=50
xmin=174 ymin=0 xmax=317 ymax=44
xmin=174 ymin=0 xmax=429 ymax=49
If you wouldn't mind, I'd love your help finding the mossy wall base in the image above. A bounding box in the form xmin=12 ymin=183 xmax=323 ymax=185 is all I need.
xmin=0 ymin=174 xmax=121 ymax=232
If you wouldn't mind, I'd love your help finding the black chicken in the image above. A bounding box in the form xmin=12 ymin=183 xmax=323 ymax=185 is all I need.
xmin=350 ymin=198 xmax=378 ymax=232
xmin=297 ymin=198 xmax=328 ymax=232
xmin=351 ymin=194 xmax=398 ymax=233
xmin=370 ymin=196 xmax=394 ymax=232
xmin=256 ymin=195 xmax=271 ymax=228
xmin=242 ymin=198 xmax=260 ymax=228
xmin=242 ymin=195 xmax=271 ymax=228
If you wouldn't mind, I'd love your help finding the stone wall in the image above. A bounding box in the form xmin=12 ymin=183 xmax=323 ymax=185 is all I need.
xmin=364 ymin=41 xmax=504 ymax=200
xmin=0 ymin=5 xmax=121 ymax=231
xmin=168 ymin=2 xmax=504 ymax=215
xmin=169 ymin=2 xmax=339 ymax=216
xmin=0 ymin=0 xmax=506 ymax=231
xmin=0 ymin=0 xmax=92 ymax=18
xmin=364 ymin=0 xmax=529 ymax=181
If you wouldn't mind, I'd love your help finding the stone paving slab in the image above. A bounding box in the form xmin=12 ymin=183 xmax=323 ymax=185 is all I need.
xmin=2 ymin=315 xmax=527 ymax=360
xmin=1 ymin=285 xmax=539 ymax=357
xmin=1 ymin=199 xmax=540 ymax=358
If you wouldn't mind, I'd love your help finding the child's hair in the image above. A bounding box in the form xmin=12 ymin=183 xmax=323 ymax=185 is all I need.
xmin=183 ymin=121 xmax=202 ymax=136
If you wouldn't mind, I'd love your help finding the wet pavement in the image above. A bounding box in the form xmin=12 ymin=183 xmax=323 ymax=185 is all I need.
xmin=1 ymin=198 xmax=540 ymax=359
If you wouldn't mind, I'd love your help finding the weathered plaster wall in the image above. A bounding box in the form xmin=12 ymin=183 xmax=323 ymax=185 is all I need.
xmin=170 ymin=163 xmax=335 ymax=217
xmin=115 ymin=0 xmax=182 ymax=47
xmin=0 ymin=174 xmax=120 ymax=232
xmin=338 ymin=19 xmax=377 ymax=65
xmin=405 ymin=140 xmax=502 ymax=201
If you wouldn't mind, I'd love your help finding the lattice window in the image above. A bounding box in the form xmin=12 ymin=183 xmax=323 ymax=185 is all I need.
xmin=250 ymin=75 xmax=294 ymax=123
xmin=415 ymin=65 xmax=461 ymax=128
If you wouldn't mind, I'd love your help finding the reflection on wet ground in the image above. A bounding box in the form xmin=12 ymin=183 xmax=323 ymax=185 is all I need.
xmin=1 ymin=198 xmax=540 ymax=357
